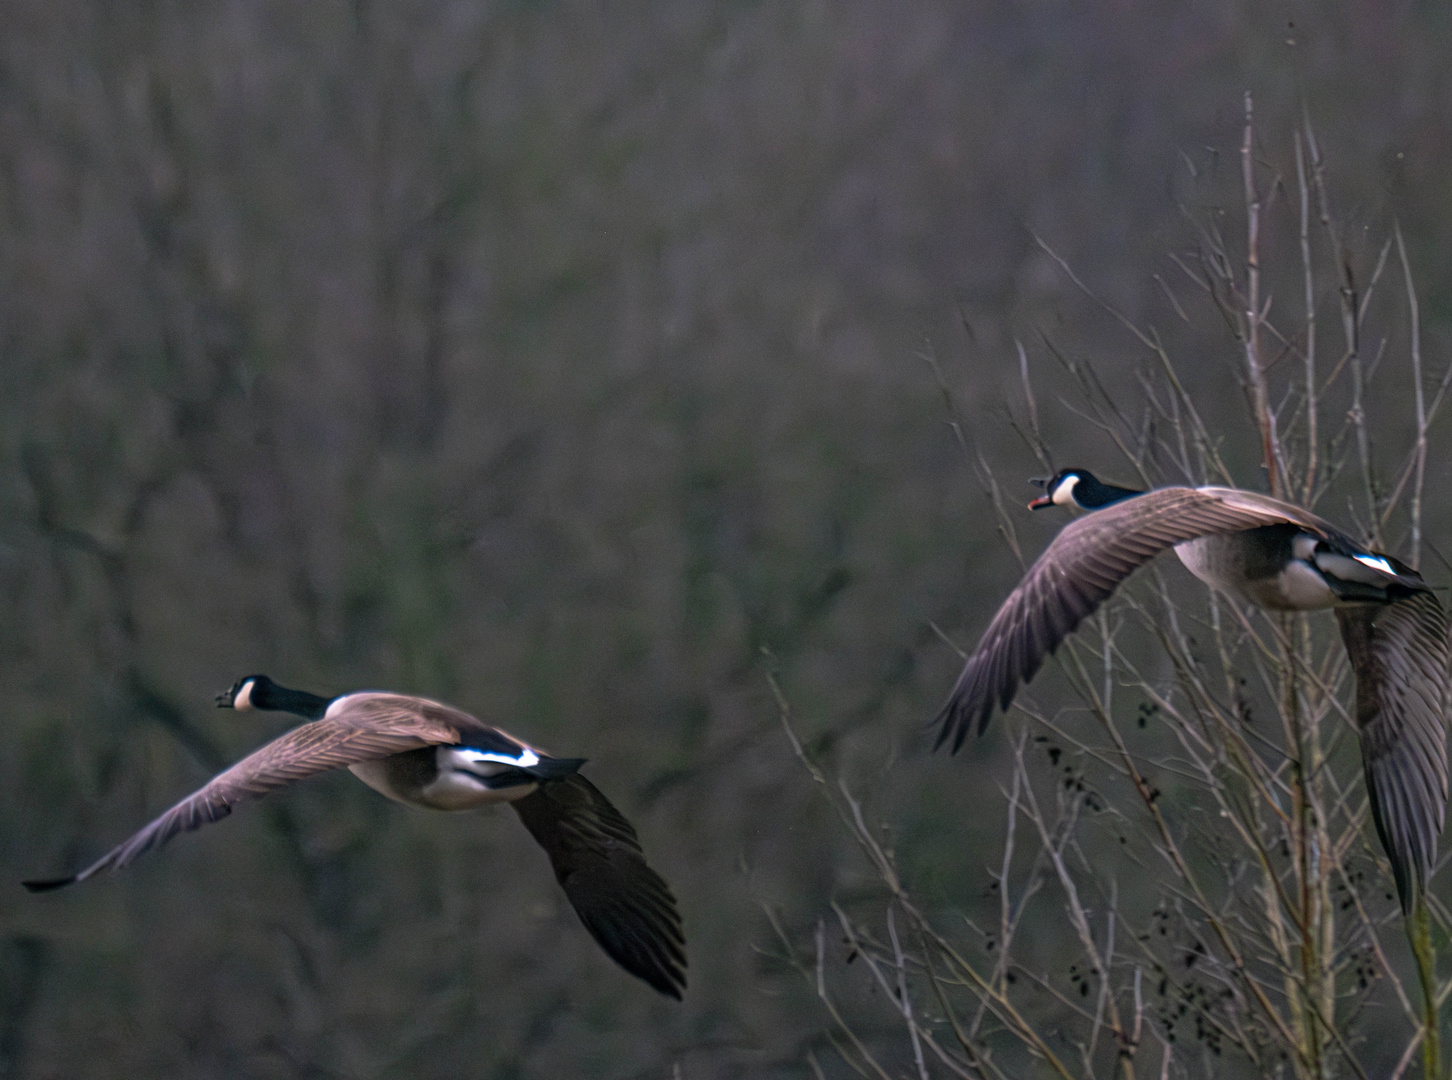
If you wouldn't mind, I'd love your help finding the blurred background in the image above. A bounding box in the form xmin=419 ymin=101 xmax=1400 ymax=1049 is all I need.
xmin=3 ymin=2 xmax=1452 ymax=1077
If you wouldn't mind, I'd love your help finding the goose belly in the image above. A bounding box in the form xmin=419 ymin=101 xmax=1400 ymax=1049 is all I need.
xmin=348 ymin=749 xmax=539 ymax=812
xmin=1174 ymin=532 xmax=1337 ymax=611
xmin=411 ymin=770 xmax=539 ymax=811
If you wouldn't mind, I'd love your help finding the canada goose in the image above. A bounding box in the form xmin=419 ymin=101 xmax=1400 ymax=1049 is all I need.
xmin=935 ymin=468 xmax=1450 ymax=912
xmin=24 ymin=675 xmax=687 ymax=998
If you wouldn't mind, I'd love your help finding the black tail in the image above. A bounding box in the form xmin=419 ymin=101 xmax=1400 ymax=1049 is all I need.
xmin=525 ymin=756 xmax=587 ymax=782
xmin=22 ymin=875 xmax=77 ymax=893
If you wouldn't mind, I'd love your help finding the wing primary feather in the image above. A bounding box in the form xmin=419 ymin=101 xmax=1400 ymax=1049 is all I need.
xmin=511 ymin=774 xmax=687 ymax=998
xmin=1338 ymin=593 xmax=1450 ymax=913
xmin=934 ymin=487 xmax=1351 ymax=748
xmin=22 ymin=714 xmax=441 ymax=890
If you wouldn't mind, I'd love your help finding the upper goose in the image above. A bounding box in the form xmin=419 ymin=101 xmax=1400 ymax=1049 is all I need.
xmin=935 ymin=468 xmax=1450 ymax=912
xmin=25 ymin=675 xmax=687 ymax=999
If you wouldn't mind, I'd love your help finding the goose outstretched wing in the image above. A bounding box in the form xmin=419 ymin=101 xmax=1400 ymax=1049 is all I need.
xmin=23 ymin=708 xmax=459 ymax=891
xmin=512 ymin=774 xmax=687 ymax=998
xmin=935 ymin=487 xmax=1337 ymax=750
xmin=1338 ymin=592 xmax=1451 ymax=913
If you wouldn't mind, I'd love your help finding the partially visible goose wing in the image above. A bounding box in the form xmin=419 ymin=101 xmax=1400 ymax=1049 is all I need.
xmin=935 ymin=486 xmax=1333 ymax=750
xmin=512 ymin=774 xmax=687 ymax=999
xmin=24 ymin=708 xmax=461 ymax=891
xmin=1338 ymin=592 xmax=1451 ymax=913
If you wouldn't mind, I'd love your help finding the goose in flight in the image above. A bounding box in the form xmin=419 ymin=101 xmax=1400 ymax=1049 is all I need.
xmin=25 ymin=675 xmax=687 ymax=998
xmin=934 ymin=468 xmax=1450 ymax=912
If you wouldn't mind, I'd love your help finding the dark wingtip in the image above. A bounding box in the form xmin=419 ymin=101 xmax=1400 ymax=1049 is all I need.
xmin=1366 ymin=777 xmax=1428 ymax=917
xmin=1384 ymin=836 xmax=1421 ymax=916
xmin=929 ymin=686 xmax=995 ymax=756
xmin=640 ymin=957 xmax=686 ymax=1000
xmin=580 ymin=909 xmax=688 ymax=999
xmin=648 ymin=960 xmax=689 ymax=1000
xmin=1391 ymin=862 xmax=1416 ymax=917
xmin=929 ymin=703 xmax=961 ymax=754
xmin=23 ymin=876 xmax=77 ymax=893
xmin=929 ymin=708 xmax=952 ymax=752
xmin=646 ymin=976 xmax=686 ymax=1000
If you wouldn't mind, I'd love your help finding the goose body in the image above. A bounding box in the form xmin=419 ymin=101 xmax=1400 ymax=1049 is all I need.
xmin=228 ymin=677 xmax=577 ymax=811
xmin=25 ymin=675 xmax=687 ymax=998
xmin=348 ymin=744 xmax=545 ymax=811
xmin=937 ymin=468 xmax=1450 ymax=911
xmin=1174 ymin=530 xmax=1340 ymax=610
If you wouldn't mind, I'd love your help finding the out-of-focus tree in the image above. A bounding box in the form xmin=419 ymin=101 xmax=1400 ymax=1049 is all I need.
xmin=2 ymin=2 xmax=1452 ymax=1077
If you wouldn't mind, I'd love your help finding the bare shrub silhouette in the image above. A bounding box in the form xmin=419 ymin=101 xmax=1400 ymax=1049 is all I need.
xmin=769 ymin=103 xmax=1452 ymax=1080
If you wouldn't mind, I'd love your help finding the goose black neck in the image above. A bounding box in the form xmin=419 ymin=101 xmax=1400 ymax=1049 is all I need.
xmin=254 ymin=680 xmax=333 ymax=721
xmin=1074 ymin=474 xmax=1144 ymax=509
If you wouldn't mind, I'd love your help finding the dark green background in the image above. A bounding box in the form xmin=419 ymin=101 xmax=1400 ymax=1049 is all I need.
xmin=3 ymin=3 xmax=1451 ymax=1077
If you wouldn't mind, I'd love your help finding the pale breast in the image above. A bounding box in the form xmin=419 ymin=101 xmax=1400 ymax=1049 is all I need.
xmin=1174 ymin=528 xmax=1337 ymax=611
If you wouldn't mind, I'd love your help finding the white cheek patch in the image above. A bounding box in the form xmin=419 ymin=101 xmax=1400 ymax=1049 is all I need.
xmin=1353 ymin=553 xmax=1395 ymax=576
xmin=1051 ymin=475 xmax=1081 ymax=506
xmin=457 ymin=747 xmax=540 ymax=769
xmin=233 ymin=680 xmax=255 ymax=711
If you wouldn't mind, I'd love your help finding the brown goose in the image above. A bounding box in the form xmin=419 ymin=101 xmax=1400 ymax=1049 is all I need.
xmin=25 ymin=675 xmax=687 ymax=999
xmin=935 ymin=468 xmax=1450 ymax=912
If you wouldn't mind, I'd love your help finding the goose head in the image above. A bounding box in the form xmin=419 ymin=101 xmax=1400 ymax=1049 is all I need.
xmin=215 ymin=674 xmax=332 ymax=721
xmin=1028 ymin=468 xmax=1094 ymax=510
xmin=216 ymin=674 xmax=273 ymax=711
xmin=1028 ymin=469 xmax=1141 ymax=511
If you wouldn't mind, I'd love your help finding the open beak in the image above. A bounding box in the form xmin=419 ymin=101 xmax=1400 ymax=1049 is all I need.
xmin=1027 ymin=475 xmax=1052 ymax=510
xmin=215 ymin=690 xmax=234 ymax=708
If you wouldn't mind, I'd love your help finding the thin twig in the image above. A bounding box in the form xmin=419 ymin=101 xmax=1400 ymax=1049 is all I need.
xmin=888 ymin=907 xmax=931 ymax=1080
xmin=1295 ymin=132 xmax=1318 ymax=503
xmin=1395 ymin=223 xmax=1426 ymax=568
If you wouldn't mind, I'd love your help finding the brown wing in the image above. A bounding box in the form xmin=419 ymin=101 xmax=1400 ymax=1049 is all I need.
xmin=24 ymin=705 xmax=461 ymax=891
xmin=935 ymin=486 xmax=1335 ymax=751
xmin=511 ymin=774 xmax=687 ymax=999
xmin=323 ymin=692 xmax=492 ymax=738
xmin=332 ymin=693 xmax=552 ymax=757
xmin=1338 ymin=592 xmax=1451 ymax=913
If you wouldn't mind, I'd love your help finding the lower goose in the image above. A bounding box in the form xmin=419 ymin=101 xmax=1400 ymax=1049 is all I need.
xmin=25 ymin=675 xmax=687 ymax=998
xmin=934 ymin=468 xmax=1450 ymax=912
